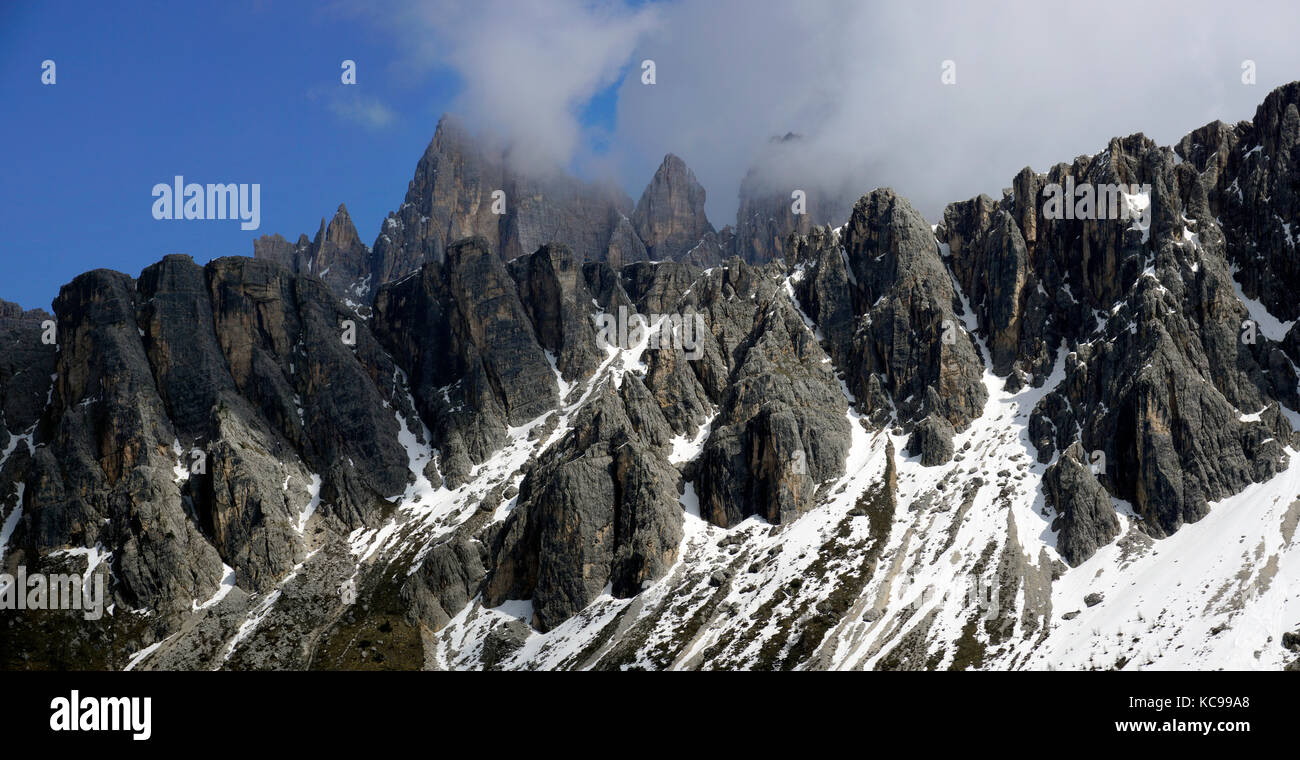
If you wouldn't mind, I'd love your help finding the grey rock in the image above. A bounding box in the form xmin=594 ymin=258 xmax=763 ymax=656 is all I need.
xmin=1043 ymin=443 xmax=1121 ymax=565
xmin=632 ymin=154 xmax=715 ymax=262
xmin=481 ymin=619 xmax=532 ymax=669
xmin=483 ymin=380 xmax=682 ymax=631
xmin=373 ymin=236 xmax=559 ymax=486
xmin=906 ymin=415 xmax=956 ymax=466
xmin=790 ymin=190 xmax=988 ymax=435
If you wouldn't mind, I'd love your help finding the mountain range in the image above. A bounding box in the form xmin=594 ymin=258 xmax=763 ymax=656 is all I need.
xmin=3 ymin=83 xmax=1300 ymax=671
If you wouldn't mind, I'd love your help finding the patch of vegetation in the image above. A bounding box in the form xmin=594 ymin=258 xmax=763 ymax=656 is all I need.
xmin=311 ymin=580 xmax=424 ymax=670
xmin=0 ymin=607 xmax=153 ymax=671
xmin=948 ymin=617 xmax=987 ymax=671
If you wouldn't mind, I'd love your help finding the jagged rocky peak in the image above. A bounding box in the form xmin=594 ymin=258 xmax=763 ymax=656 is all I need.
xmin=632 ymin=153 xmax=714 ymax=261
xmin=0 ymin=299 xmax=56 ymax=449
xmin=933 ymin=87 xmax=1300 ymax=562
xmin=371 ymin=114 xmax=506 ymax=279
xmin=260 ymin=117 xmax=774 ymax=310
xmin=318 ymin=203 xmax=362 ymax=253
xmin=370 ymin=114 xmax=643 ymax=287
xmin=260 ymin=118 xmax=855 ymax=308
xmin=790 ymin=187 xmax=987 ymax=456
xmin=1182 ymin=81 xmax=1300 ymax=324
xmin=253 ymin=202 xmax=372 ymax=303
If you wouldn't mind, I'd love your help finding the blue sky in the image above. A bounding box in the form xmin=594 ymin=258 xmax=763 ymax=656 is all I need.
xmin=0 ymin=1 xmax=625 ymax=311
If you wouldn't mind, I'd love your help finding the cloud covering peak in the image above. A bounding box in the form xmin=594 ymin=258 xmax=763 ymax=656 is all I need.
xmin=358 ymin=0 xmax=1300 ymax=223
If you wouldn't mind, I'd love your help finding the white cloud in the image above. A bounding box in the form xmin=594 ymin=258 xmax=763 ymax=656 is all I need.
xmin=610 ymin=0 xmax=1300 ymax=223
xmin=326 ymin=90 xmax=397 ymax=129
xmin=356 ymin=0 xmax=1300 ymax=224
xmin=357 ymin=0 xmax=658 ymax=172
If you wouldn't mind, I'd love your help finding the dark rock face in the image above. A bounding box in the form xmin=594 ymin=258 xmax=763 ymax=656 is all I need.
xmin=604 ymin=212 xmax=650 ymax=270
xmin=1 ymin=254 xmax=421 ymax=619
xmin=940 ymin=116 xmax=1295 ymax=554
xmin=373 ymin=237 xmax=560 ymax=487
xmin=17 ymin=268 xmax=227 ymax=615
xmin=588 ymin=254 xmax=853 ymax=529
xmin=906 ymin=415 xmax=956 ymax=466
xmin=1043 ymin=443 xmax=1120 ymax=566
xmin=693 ymin=266 xmax=851 ymax=526
xmin=507 ymin=243 xmax=604 ymax=385
xmin=402 ymin=536 xmax=488 ymax=631
xmin=0 ymin=300 xmax=56 ymax=446
xmin=791 ymin=190 xmax=988 ymax=438
xmin=369 ymin=115 xmax=506 ymax=281
xmin=485 ymin=380 xmax=682 ymax=631
xmin=1195 ymin=83 xmax=1300 ymax=322
xmin=942 ymin=199 xmax=1035 ymax=376
xmin=203 ymin=256 xmax=411 ymax=529
xmin=253 ymin=204 xmax=373 ymax=303
xmin=632 ymin=154 xmax=714 ymax=262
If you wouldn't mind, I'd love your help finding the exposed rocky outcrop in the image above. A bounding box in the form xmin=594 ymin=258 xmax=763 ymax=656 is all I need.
xmin=254 ymin=204 xmax=373 ymax=303
xmin=0 ymin=254 xmax=423 ymax=646
xmin=1195 ymin=83 xmax=1300 ymax=323
xmin=0 ymin=300 xmax=56 ymax=449
xmin=16 ymin=268 xmax=227 ymax=615
xmin=1043 ymin=443 xmax=1120 ymax=566
xmin=939 ymin=113 xmax=1298 ymax=555
xmin=632 ymin=154 xmax=715 ymax=262
xmin=372 ymin=236 xmax=559 ymax=487
xmin=693 ymin=264 xmax=851 ymax=526
xmin=507 ymin=243 xmax=604 ymax=385
xmin=203 ymin=256 xmax=412 ymax=528
xmin=790 ymin=189 xmax=988 ymax=439
xmin=906 ymin=415 xmax=956 ymax=466
xmin=484 ymin=379 xmax=683 ymax=631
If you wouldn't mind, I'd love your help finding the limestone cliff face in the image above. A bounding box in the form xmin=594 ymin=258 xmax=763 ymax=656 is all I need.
xmin=0 ymin=300 xmax=55 ymax=452
xmin=791 ymin=189 xmax=988 ymax=441
xmin=1 ymin=256 xmax=415 ymax=622
xmin=1200 ymin=83 xmax=1300 ymax=322
xmin=372 ymin=236 xmax=561 ymax=488
xmin=254 ymin=204 xmax=372 ymax=303
xmin=368 ymin=116 xmax=643 ymax=285
xmin=632 ymin=154 xmax=715 ymax=262
xmin=940 ymin=101 xmax=1299 ymax=553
